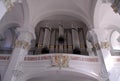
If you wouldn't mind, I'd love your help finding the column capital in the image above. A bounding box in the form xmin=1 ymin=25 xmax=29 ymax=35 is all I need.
xmin=17 ymin=31 xmax=34 ymax=42
xmin=15 ymin=30 xmax=34 ymax=50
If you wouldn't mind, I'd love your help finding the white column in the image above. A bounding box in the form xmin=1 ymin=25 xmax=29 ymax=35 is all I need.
xmin=90 ymin=29 xmax=111 ymax=81
xmin=3 ymin=31 xmax=34 ymax=81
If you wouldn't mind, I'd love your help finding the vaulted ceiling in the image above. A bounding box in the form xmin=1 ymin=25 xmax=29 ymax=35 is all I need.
xmin=26 ymin=0 xmax=97 ymax=28
xmin=0 ymin=0 xmax=99 ymax=40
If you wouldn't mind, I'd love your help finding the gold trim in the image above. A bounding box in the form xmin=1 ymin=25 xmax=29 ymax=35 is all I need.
xmin=53 ymin=55 xmax=69 ymax=67
xmin=15 ymin=40 xmax=30 ymax=50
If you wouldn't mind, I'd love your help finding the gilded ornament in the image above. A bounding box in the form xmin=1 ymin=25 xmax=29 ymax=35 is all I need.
xmin=53 ymin=55 xmax=69 ymax=67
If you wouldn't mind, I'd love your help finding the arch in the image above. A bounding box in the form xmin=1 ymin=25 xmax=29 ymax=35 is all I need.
xmin=0 ymin=23 xmax=19 ymax=54
xmin=26 ymin=70 xmax=99 ymax=81
xmin=0 ymin=2 xmax=24 ymax=39
xmin=111 ymin=31 xmax=120 ymax=49
xmin=22 ymin=0 xmax=30 ymax=28
xmin=94 ymin=0 xmax=120 ymax=29
xmin=107 ymin=26 xmax=120 ymax=55
xmin=32 ymin=10 xmax=90 ymax=29
xmin=106 ymin=26 xmax=120 ymax=48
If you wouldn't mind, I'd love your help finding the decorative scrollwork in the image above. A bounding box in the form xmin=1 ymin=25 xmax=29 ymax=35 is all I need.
xmin=15 ymin=40 xmax=30 ymax=50
xmin=93 ymin=43 xmax=101 ymax=50
xmin=3 ymin=0 xmax=14 ymax=11
xmin=101 ymin=42 xmax=110 ymax=49
xmin=52 ymin=55 xmax=69 ymax=68
xmin=93 ymin=42 xmax=110 ymax=50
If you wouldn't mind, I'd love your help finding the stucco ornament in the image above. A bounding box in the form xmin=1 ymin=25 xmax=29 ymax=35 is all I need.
xmin=52 ymin=55 xmax=69 ymax=68
xmin=3 ymin=0 xmax=15 ymax=11
xmin=15 ymin=40 xmax=30 ymax=50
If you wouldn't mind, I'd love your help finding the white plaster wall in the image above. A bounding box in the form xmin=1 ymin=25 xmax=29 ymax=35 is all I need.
xmin=94 ymin=1 xmax=120 ymax=29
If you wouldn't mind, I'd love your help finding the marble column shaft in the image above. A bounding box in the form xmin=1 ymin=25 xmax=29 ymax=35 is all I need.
xmin=89 ymin=29 xmax=110 ymax=81
xmin=3 ymin=31 xmax=33 ymax=81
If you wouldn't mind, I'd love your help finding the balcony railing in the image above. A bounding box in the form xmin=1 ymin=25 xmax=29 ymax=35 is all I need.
xmin=0 ymin=54 xmax=120 ymax=63
xmin=0 ymin=47 xmax=89 ymax=55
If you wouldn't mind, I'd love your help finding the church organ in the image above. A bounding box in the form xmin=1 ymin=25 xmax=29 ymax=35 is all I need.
xmin=35 ymin=22 xmax=88 ymax=55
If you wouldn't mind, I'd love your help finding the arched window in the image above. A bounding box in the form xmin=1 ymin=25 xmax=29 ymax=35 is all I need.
xmin=110 ymin=30 xmax=120 ymax=56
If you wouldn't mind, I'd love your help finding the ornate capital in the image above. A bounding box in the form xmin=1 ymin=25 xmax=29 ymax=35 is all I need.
xmin=101 ymin=42 xmax=110 ymax=49
xmin=93 ymin=43 xmax=101 ymax=50
xmin=15 ymin=40 xmax=30 ymax=50
xmin=18 ymin=31 xmax=34 ymax=41
xmin=93 ymin=42 xmax=110 ymax=50
xmin=15 ymin=31 xmax=34 ymax=48
xmin=2 ymin=0 xmax=16 ymax=11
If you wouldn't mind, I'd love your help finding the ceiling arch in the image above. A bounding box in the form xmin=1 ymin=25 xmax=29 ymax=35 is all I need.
xmin=32 ymin=9 xmax=90 ymax=28
xmin=94 ymin=0 xmax=120 ymax=28
xmin=26 ymin=70 xmax=98 ymax=81
xmin=0 ymin=3 xmax=24 ymax=39
xmin=26 ymin=0 xmax=96 ymax=29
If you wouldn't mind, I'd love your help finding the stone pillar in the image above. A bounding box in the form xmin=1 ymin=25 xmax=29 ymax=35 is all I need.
xmin=3 ymin=31 xmax=34 ymax=81
xmin=89 ymin=29 xmax=111 ymax=81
